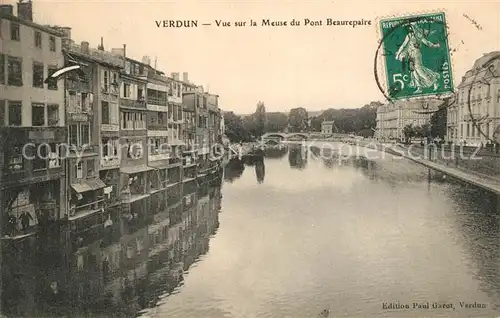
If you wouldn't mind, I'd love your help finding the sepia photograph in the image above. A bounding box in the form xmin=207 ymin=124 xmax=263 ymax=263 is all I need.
xmin=0 ymin=0 xmax=500 ymax=317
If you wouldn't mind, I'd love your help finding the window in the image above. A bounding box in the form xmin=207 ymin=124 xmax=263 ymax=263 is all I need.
xmin=121 ymin=112 xmax=133 ymax=130
xmin=8 ymin=101 xmax=22 ymax=126
xmin=69 ymin=123 xmax=91 ymax=148
xmin=48 ymin=104 xmax=59 ymax=126
xmin=149 ymin=112 xmax=158 ymax=125
xmin=10 ymin=22 xmax=20 ymax=41
xmin=8 ymin=146 xmax=23 ymax=171
xmin=123 ymin=83 xmax=130 ymax=98
xmin=81 ymin=124 xmax=90 ymax=145
xmin=49 ymin=36 xmax=56 ymax=52
xmin=47 ymin=66 xmax=58 ymax=90
xmin=32 ymin=103 xmax=45 ymax=126
xmin=135 ymin=113 xmax=146 ymax=129
xmin=33 ymin=144 xmax=48 ymax=170
xmin=7 ymin=56 xmax=22 ymax=86
xmin=138 ymin=88 xmax=144 ymax=100
xmin=35 ymin=31 xmax=42 ymax=48
xmin=48 ymin=144 xmax=61 ymax=168
xmin=0 ymin=54 xmax=4 ymax=84
xmin=102 ymin=101 xmax=110 ymax=124
xmin=168 ymin=104 xmax=173 ymax=119
xmin=33 ymin=62 xmax=44 ymax=88
xmin=0 ymin=100 xmax=5 ymax=127
xmin=76 ymin=162 xmax=83 ymax=179
xmin=87 ymin=159 xmax=95 ymax=176
xmin=102 ymin=138 xmax=119 ymax=158
xmin=103 ymin=70 xmax=109 ymax=92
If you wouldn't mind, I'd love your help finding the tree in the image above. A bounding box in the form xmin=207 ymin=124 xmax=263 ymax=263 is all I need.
xmin=223 ymin=112 xmax=249 ymax=142
xmin=430 ymin=100 xmax=448 ymax=139
xmin=315 ymin=101 xmax=381 ymax=134
xmin=253 ymin=101 xmax=267 ymax=137
xmin=266 ymin=112 xmax=288 ymax=132
xmin=309 ymin=116 xmax=323 ymax=132
xmin=403 ymin=124 xmax=415 ymax=143
xmin=288 ymin=107 xmax=308 ymax=132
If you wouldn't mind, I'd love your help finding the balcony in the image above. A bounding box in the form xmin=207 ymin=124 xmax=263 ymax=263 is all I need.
xmin=100 ymin=156 xmax=120 ymax=169
xmin=147 ymin=96 xmax=168 ymax=107
xmin=148 ymin=123 xmax=168 ymax=131
xmin=100 ymin=124 xmax=120 ymax=132
xmin=121 ymin=98 xmax=146 ymax=109
xmin=67 ymin=79 xmax=91 ymax=92
xmin=148 ymin=152 xmax=170 ymax=162
xmin=69 ymin=196 xmax=104 ymax=221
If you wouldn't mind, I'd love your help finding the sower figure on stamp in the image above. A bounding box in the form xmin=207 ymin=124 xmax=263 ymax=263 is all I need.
xmin=395 ymin=22 xmax=441 ymax=93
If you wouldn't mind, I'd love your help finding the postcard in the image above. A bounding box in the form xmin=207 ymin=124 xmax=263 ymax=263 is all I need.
xmin=0 ymin=0 xmax=499 ymax=317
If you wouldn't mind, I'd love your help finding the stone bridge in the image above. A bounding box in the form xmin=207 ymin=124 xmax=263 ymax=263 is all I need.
xmin=261 ymin=132 xmax=349 ymax=142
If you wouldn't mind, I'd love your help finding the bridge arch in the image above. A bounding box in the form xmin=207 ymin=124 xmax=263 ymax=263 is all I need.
xmin=286 ymin=133 xmax=309 ymax=140
xmin=262 ymin=133 xmax=286 ymax=140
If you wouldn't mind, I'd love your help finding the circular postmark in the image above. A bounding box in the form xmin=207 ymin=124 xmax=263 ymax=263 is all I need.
xmin=374 ymin=13 xmax=452 ymax=103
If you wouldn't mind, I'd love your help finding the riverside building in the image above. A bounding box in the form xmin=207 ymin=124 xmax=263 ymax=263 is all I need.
xmin=447 ymin=52 xmax=500 ymax=145
xmin=60 ymin=37 xmax=123 ymax=245
xmin=0 ymin=2 xmax=66 ymax=240
xmin=376 ymin=99 xmax=440 ymax=140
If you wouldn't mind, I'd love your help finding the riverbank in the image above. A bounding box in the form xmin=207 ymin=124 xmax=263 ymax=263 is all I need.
xmin=358 ymin=141 xmax=500 ymax=195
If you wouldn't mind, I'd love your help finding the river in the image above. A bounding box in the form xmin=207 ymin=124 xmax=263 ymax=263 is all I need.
xmin=2 ymin=144 xmax=500 ymax=317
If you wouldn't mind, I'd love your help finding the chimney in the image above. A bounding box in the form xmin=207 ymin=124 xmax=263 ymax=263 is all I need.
xmin=81 ymin=41 xmax=90 ymax=54
xmin=171 ymin=72 xmax=180 ymax=81
xmin=0 ymin=5 xmax=14 ymax=15
xmin=142 ymin=56 xmax=151 ymax=65
xmin=182 ymin=72 xmax=189 ymax=83
xmin=123 ymin=44 xmax=127 ymax=58
xmin=97 ymin=37 xmax=104 ymax=51
xmin=17 ymin=0 xmax=32 ymax=21
xmin=58 ymin=27 xmax=72 ymax=40
xmin=51 ymin=26 xmax=71 ymax=48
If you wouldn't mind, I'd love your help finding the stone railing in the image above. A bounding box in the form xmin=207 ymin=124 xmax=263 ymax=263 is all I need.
xmin=404 ymin=144 xmax=500 ymax=179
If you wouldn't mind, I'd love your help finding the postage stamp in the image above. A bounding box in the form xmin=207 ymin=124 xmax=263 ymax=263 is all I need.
xmin=379 ymin=12 xmax=454 ymax=100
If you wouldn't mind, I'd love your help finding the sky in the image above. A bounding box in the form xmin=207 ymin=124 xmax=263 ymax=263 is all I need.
xmin=5 ymin=0 xmax=500 ymax=113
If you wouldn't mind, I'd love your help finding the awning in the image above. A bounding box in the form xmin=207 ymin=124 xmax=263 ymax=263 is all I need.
xmin=209 ymin=157 xmax=221 ymax=162
xmin=121 ymin=165 xmax=154 ymax=174
xmin=71 ymin=178 xmax=106 ymax=193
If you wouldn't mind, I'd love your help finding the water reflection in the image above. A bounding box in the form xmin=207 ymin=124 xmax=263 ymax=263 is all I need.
xmin=263 ymin=146 xmax=287 ymax=159
xmin=255 ymin=158 xmax=266 ymax=184
xmin=444 ymin=185 xmax=500 ymax=309
xmin=223 ymin=159 xmax=245 ymax=183
xmin=1 ymin=179 xmax=223 ymax=317
xmin=288 ymin=145 xmax=308 ymax=170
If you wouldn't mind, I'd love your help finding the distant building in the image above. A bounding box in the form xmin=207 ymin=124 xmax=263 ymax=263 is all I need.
xmin=321 ymin=121 xmax=335 ymax=134
xmin=376 ymin=99 xmax=441 ymax=140
xmin=447 ymin=52 xmax=500 ymax=145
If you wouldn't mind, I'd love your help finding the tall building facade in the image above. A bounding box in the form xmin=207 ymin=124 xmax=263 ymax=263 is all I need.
xmin=0 ymin=4 xmax=66 ymax=239
xmin=47 ymin=34 xmax=124 ymax=246
xmin=376 ymin=99 xmax=440 ymax=140
xmin=447 ymin=52 xmax=500 ymax=145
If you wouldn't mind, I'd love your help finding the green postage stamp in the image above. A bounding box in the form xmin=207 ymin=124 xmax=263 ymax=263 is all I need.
xmin=379 ymin=12 xmax=454 ymax=100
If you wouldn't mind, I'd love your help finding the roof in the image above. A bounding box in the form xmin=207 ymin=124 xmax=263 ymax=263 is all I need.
xmin=458 ymin=51 xmax=500 ymax=88
xmin=0 ymin=13 xmax=64 ymax=37
xmin=322 ymin=121 xmax=335 ymax=124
